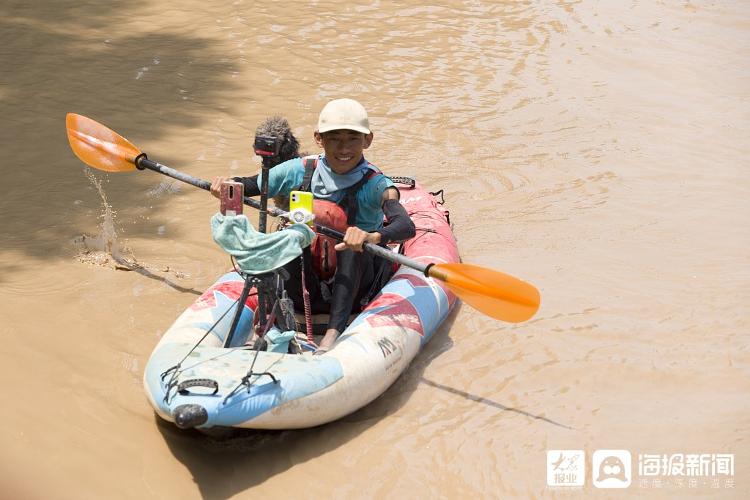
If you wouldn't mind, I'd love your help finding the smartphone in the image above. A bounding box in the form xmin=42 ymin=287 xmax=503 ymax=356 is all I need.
xmin=220 ymin=181 xmax=244 ymax=216
xmin=289 ymin=190 xmax=314 ymax=226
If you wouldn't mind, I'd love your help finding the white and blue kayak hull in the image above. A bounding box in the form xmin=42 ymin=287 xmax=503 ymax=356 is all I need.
xmin=143 ymin=184 xmax=459 ymax=429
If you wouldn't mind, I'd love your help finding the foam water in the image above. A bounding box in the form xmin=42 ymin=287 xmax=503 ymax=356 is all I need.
xmin=74 ymin=168 xmax=131 ymax=267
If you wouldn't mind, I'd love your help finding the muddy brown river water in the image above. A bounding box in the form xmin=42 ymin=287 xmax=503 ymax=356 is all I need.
xmin=1 ymin=1 xmax=748 ymax=498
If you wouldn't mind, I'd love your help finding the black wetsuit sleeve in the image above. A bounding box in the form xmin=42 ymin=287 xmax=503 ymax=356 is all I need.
xmin=377 ymin=198 xmax=416 ymax=244
xmin=232 ymin=175 xmax=261 ymax=197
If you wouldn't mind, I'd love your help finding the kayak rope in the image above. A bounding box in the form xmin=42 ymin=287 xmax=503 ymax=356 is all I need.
xmin=161 ymin=338 xmax=283 ymax=406
xmin=409 ymin=227 xmax=438 ymax=245
xmin=160 ymin=293 xmax=245 ymax=404
xmin=222 ymin=370 xmax=279 ymax=405
xmin=160 ymin=268 xmax=278 ymax=405
xmin=259 ymin=297 xmax=278 ymax=337
xmin=408 ymin=210 xmax=443 ymax=224
xmin=401 ymin=210 xmax=456 ymax=248
xmin=222 ymin=343 xmax=279 ymax=404
xmin=221 ymin=287 xmax=294 ymax=403
xmin=428 ymin=189 xmax=445 ymax=204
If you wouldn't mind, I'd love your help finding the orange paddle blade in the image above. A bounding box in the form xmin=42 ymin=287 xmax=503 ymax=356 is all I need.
xmin=66 ymin=113 xmax=141 ymax=172
xmin=429 ymin=263 xmax=540 ymax=322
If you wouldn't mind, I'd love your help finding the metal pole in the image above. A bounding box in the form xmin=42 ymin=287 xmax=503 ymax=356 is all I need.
xmin=258 ymin=158 xmax=272 ymax=233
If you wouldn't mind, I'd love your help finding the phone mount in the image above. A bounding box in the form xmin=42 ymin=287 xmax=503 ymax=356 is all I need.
xmin=253 ymin=134 xmax=282 ymax=234
xmin=280 ymin=208 xmax=315 ymax=226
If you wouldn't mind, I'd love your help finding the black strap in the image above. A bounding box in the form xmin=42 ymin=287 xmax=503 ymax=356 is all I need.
xmin=300 ymin=156 xmax=317 ymax=192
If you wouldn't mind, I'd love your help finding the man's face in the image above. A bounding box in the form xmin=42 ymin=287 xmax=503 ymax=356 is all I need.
xmin=314 ymin=129 xmax=373 ymax=174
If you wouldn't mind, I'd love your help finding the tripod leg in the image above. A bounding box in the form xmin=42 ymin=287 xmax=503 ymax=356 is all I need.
xmin=223 ymin=277 xmax=255 ymax=348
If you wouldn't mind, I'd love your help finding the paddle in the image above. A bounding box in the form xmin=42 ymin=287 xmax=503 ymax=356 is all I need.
xmin=66 ymin=113 xmax=540 ymax=322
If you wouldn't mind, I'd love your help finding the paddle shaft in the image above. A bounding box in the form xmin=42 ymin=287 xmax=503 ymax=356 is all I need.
xmin=137 ymin=155 xmax=283 ymax=216
xmin=134 ymin=155 xmax=431 ymax=276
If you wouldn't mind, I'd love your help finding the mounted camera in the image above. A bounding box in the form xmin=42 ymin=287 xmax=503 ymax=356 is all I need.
xmin=254 ymin=134 xmax=282 ymax=158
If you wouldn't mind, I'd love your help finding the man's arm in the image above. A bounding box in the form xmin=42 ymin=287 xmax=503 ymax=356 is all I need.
xmin=335 ymin=187 xmax=416 ymax=251
xmin=376 ymin=187 xmax=416 ymax=244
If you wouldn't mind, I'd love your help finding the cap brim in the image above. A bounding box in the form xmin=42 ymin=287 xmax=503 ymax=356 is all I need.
xmin=317 ymin=124 xmax=371 ymax=134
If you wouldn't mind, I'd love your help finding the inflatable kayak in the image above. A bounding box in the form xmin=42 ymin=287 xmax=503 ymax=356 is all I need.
xmin=143 ymin=182 xmax=459 ymax=430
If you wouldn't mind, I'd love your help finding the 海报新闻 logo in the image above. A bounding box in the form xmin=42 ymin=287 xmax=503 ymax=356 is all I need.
xmin=593 ymin=449 xmax=632 ymax=488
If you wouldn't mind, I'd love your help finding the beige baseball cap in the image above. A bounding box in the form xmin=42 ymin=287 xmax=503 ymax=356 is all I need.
xmin=317 ymin=98 xmax=371 ymax=134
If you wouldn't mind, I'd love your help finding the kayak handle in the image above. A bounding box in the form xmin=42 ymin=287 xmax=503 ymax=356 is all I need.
xmin=177 ymin=378 xmax=219 ymax=396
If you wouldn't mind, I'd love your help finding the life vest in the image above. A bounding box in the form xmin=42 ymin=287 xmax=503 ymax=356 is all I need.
xmin=300 ymin=156 xmax=382 ymax=279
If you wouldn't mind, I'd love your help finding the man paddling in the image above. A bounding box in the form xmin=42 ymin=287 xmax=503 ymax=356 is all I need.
xmin=210 ymin=98 xmax=416 ymax=353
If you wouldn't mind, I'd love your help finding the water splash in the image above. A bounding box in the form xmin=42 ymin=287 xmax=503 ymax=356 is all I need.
xmin=74 ymin=168 xmax=127 ymax=263
xmin=74 ymin=169 xmax=196 ymax=293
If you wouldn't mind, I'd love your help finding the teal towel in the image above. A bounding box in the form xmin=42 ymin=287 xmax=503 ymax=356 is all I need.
xmin=265 ymin=327 xmax=297 ymax=353
xmin=211 ymin=214 xmax=315 ymax=274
